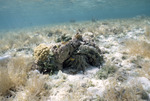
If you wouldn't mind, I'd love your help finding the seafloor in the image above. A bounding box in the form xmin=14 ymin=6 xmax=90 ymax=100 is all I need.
xmin=0 ymin=16 xmax=150 ymax=101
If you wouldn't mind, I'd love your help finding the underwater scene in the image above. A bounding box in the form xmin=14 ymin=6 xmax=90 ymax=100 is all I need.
xmin=0 ymin=0 xmax=150 ymax=101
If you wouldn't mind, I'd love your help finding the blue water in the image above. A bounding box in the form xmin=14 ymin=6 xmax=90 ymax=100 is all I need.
xmin=0 ymin=0 xmax=150 ymax=31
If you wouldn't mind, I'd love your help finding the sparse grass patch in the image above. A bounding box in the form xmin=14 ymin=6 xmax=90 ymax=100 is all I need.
xmin=0 ymin=56 xmax=33 ymax=96
xmin=95 ymin=62 xmax=117 ymax=79
xmin=13 ymin=72 xmax=49 ymax=101
xmin=0 ymin=56 xmax=50 ymax=101
xmin=145 ymin=25 xmax=150 ymax=39
xmin=136 ymin=61 xmax=150 ymax=79
xmin=103 ymin=79 xmax=147 ymax=101
xmin=64 ymin=84 xmax=91 ymax=101
xmin=125 ymin=40 xmax=150 ymax=58
xmin=142 ymin=62 xmax=150 ymax=77
xmin=0 ymin=32 xmax=44 ymax=54
xmin=0 ymin=66 xmax=13 ymax=95
xmin=7 ymin=56 xmax=33 ymax=86
xmin=23 ymin=35 xmax=44 ymax=46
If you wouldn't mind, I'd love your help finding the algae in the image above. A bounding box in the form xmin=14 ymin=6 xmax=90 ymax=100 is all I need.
xmin=34 ymin=33 xmax=104 ymax=74
xmin=96 ymin=63 xmax=117 ymax=79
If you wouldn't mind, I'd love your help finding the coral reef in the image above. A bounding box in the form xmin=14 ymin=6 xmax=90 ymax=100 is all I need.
xmin=34 ymin=33 xmax=103 ymax=74
xmin=56 ymin=34 xmax=72 ymax=43
xmin=34 ymin=43 xmax=50 ymax=63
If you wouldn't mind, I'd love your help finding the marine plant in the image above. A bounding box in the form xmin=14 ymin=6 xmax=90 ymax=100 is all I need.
xmin=0 ymin=56 xmax=33 ymax=96
xmin=0 ymin=56 xmax=50 ymax=101
xmin=145 ymin=25 xmax=150 ymax=39
xmin=56 ymin=34 xmax=72 ymax=43
xmin=0 ymin=66 xmax=13 ymax=95
xmin=103 ymin=79 xmax=149 ymax=101
xmin=125 ymin=40 xmax=150 ymax=58
xmin=136 ymin=61 xmax=150 ymax=79
xmin=13 ymin=72 xmax=49 ymax=101
xmin=95 ymin=62 xmax=117 ymax=79
xmin=0 ymin=32 xmax=44 ymax=54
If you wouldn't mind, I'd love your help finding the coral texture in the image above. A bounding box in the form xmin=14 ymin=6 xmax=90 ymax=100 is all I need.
xmin=34 ymin=43 xmax=50 ymax=63
xmin=34 ymin=34 xmax=103 ymax=73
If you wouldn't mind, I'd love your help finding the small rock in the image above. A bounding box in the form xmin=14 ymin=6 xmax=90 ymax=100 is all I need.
xmin=141 ymin=91 xmax=149 ymax=100
xmin=87 ymin=87 xmax=104 ymax=97
xmin=122 ymin=56 xmax=127 ymax=60
xmin=137 ymin=65 xmax=142 ymax=68
xmin=0 ymin=55 xmax=11 ymax=66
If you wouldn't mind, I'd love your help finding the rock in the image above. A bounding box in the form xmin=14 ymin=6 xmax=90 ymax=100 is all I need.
xmin=47 ymin=31 xmax=53 ymax=37
xmin=87 ymin=87 xmax=104 ymax=98
xmin=34 ymin=33 xmax=104 ymax=74
xmin=57 ymin=70 xmax=67 ymax=79
xmin=62 ymin=34 xmax=103 ymax=72
xmin=81 ymin=82 xmax=87 ymax=88
xmin=82 ymin=32 xmax=95 ymax=43
xmin=141 ymin=90 xmax=149 ymax=100
xmin=56 ymin=34 xmax=72 ymax=43
xmin=0 ymin=55 xmax=11 ymax=61
xmin=0 ymin=55 xmax=11 ymax=66
xmin=137 ymin=77 xmax=150 ymax=92
xmin=122 ymin=55 xmax=127 ymax=60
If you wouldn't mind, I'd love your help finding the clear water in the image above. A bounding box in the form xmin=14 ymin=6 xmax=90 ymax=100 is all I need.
xmin=0 ymin=0 xmax=150 ymax=31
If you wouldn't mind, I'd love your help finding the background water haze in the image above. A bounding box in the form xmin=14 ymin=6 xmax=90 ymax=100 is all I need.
xmin=0 ymin=0 xmax=150 ymax=31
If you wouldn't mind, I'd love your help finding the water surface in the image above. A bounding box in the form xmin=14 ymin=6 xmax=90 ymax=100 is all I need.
xmin=0 ymin=0 xmax=150 ymax=31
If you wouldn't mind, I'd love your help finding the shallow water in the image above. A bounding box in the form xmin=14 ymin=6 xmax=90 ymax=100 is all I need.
xmin=0 ymin=1 xmax=150 ymax=100
xmin=0 ymin=0 xmax=150 ymax=31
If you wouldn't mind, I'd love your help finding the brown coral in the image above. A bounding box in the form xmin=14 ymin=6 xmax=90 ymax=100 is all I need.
xmin=34 ymin=34 xmax=104 ymax=74
xmin=34 ymin=43 xmax=50 ymax=63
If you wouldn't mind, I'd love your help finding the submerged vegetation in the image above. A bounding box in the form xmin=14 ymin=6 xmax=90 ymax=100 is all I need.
xmin=0 ymin=17 xmax=150 ymax=101
xmin=0 ymin=56 xmax=49 ymax=101
xmin=95 ymin=62 xmax=117 ymax=79
xmin=145 ymin=25 xmax=150 ymax=39
xmin=103 ymin=79 xmax=149 ymax=101
xmin=0 ymin=56 xmax=32 ymax=95
xmin=126 ymin=40 xmax=150 ymax=58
